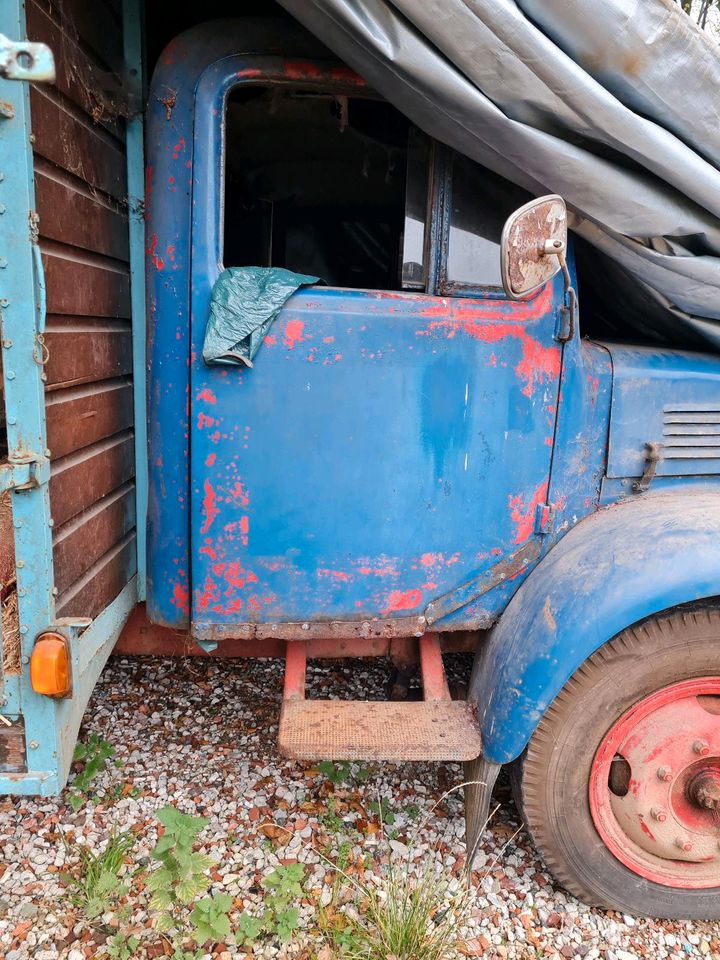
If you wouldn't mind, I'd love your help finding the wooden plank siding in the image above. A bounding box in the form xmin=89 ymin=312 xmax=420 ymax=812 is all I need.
xmin=31 ymin=0 xmax=137 ymax=620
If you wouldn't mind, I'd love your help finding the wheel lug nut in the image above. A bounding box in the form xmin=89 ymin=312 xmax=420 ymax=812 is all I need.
xmin=675 ymin=836 xmax=693 ymax=852
xmin=650 ymin=806 xmax=667 ymax=822
xmin=693 ymin=739 xmax=710 ymax=756
xmin=657 ymin=766 xmax=673 ymax=782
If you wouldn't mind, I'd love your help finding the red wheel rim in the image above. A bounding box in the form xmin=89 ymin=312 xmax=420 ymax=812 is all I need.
xmin=589 ymin=677 xmax=720 ymax=889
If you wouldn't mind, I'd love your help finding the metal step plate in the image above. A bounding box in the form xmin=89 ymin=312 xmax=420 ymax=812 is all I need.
xmin=278 ymin=699 xmax=482 ymax=762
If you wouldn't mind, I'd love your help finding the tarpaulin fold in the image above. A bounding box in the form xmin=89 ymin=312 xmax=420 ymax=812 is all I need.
xmin=203 ymin=267 xmax=319 ymax=367
xmin=277 ymin=0 xmax=720 ymax=350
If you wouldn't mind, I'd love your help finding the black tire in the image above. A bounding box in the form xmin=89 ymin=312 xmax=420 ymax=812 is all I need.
xmin=512 ymin=605 xmax=720 ymax=920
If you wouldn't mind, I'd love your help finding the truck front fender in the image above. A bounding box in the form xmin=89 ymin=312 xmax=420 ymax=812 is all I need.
xmin=470 ymin=489 xmax=720 ymax=765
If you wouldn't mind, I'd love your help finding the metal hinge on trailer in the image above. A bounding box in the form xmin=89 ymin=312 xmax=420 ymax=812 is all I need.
xmin=0 ymin=456 xmax=50 ymax=493
xmin=0 ymin=35 xmax=55 ymax=83
xmin=535 ymin=501 xmax=555 ymax=535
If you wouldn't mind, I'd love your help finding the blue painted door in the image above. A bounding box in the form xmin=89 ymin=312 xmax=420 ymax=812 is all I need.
xmin=189 ymin=283 xmax=562 ymax=635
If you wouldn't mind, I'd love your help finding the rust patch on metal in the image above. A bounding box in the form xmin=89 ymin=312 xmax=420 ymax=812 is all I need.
xmin=192 ymin=614 xmax=427 ymax=643
xmin=424 ymin=539 xmax=542 ymax=625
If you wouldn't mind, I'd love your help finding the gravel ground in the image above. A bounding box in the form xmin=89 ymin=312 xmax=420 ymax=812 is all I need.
xmin=1 ymin=654 xmax=719 ymax=959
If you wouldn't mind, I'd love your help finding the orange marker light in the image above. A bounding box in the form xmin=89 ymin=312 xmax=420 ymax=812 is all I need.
xmin=29 ymin=633 xmax=71 ymax=697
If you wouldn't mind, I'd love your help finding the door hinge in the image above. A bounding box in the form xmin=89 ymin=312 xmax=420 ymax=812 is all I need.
xmin=0 ymin=456 xmax=50 ymax=493
xmin=535 ymin=502 xmax=555 ymax=535
xmin=0 ymin=35 xmax=55 ymax=83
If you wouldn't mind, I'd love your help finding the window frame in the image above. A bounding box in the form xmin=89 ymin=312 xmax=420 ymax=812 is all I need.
xmin=218 ymin=69 xmax=424 ymax=293
xmin=429 ymin=145 xmax=514 ymax=301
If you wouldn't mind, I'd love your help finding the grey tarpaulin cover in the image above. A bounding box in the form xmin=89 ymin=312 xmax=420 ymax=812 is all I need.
xmin=203 ymin=267 xmax=319 ymax=366
xmin=278 ymin=0 xmax=720 ymax=350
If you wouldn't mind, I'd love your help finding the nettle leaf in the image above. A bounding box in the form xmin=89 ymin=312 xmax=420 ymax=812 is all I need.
xmin=211 ymin=912 xmax=231 ymax=938
xmin=146 ymin=867 xmax=173 ymax=892
xmin=176 ymin=874 xmax=207 ymax=904
xmin=276 ymin=906 xmax=299 ymax=942
xmin=236 ymin=913 xmax=263 ymax=944
xmin=156 ymin=806 xmax=207 ymax=836
xmin=152 ymin=834 xmax=175 ymax=858
xmin=149 ymin=888 xmax=173 ymax=911
xmin=153 ymin=910 xmax=175 ymax=932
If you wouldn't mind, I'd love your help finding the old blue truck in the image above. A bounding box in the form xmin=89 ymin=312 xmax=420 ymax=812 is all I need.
xmin=1 ymin=1 xmax=719 ymax=921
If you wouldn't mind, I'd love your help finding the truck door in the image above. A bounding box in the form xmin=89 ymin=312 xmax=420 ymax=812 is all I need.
xmin=186 ymin=62 xmax=563 ymax=641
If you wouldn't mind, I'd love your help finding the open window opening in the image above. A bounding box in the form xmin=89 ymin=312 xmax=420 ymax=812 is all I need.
xmin=223 ymin=85 xmax=429 ymax=291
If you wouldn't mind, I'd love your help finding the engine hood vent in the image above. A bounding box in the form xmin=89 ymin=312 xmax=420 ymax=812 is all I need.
xmin=663 ymin=405 xmax=720 ymax=463
xmin=603 ymin=344 xmax=720 ymax=480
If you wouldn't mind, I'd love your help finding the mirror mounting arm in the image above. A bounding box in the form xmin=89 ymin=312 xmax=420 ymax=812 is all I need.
xmin=554 ymin=249 xmax=577 ymax=344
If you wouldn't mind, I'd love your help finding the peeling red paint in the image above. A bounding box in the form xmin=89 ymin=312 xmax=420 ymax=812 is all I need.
xmin=318 ymin=568 xmax=352 ymax=582
xmin=197 ymin=387 xmax=216 ymax=404
xmin=638 ymin=819 xmax=655 ymax=841
xmin=264 ymin=334 xmax=277 ymax=346
xmin=197 ymin=412 xmax=215 ymax=430
xmin=283 ymin=319 xmax=305 ymax=350
xmin=200 ymin=479 xmax=220 ymax=534
xmin=283 ymin=61 xmax=323 ymax=80
xmin=205 ymin=452 xmax=216 ymax=467
xmin=224 ymin=561 xmax=246 ymax=590
xmin=508 ymin=479 xmax=549 ymax=544
xmin=358 ymin=563 xmax=398 ymax=577
xmin=515 ymin=337 xmax=562 ymax=398
xmin=199 ymin=543 xmax=216 ymax=561
xmin=172 ymin=136 xmax=186 ymax=160
xmin=147 ymin=233 xmax=164 ymax=271
xmin=196 ymin=575 xmax=217 ymax=612
xmin=230 ymin=480 xmax=250 ymax=507
xmin=382 ymin=588 xmax=422 ymax=614
xmin=419 ymin=552 xmax=459 ymax=567
xmin=170 ymin=581 xmax=189 ymax=615
xmin=416 ymin=288 xmax=560 ymax=396
xmin=328 ymin=65 xmax=367 ymax=86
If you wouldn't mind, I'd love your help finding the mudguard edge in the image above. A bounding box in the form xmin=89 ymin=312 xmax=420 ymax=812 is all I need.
xmin=470 ymin=489 xmax=720 ymax=765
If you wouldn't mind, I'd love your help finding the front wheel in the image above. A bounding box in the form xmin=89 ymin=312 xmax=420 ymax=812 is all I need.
xmin=513 ymin=606 xmax=720 ymax=919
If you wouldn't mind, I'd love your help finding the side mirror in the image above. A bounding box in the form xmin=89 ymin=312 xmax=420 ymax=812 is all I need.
xmin=501 ymin=195 xmax=568 ymax=299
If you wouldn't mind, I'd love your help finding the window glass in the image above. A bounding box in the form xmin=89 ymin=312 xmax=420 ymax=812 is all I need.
xmin=446 ymin=154 xmax=531 ymax=288
xmin=401 ymin=128 xmax=430 ymax=290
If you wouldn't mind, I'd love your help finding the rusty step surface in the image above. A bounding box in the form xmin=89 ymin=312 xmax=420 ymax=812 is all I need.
xmin=278 ymin=699 xmax=482 ymax=762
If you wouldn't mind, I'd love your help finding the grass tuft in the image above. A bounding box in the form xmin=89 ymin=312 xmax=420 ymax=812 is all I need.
xmin=62 ymin=828 xmax=135 ymax=919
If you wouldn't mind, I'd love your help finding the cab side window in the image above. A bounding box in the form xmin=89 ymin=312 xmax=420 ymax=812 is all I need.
xmin=224 ymin=86 xmax=430 ymax=292
xmin=440 ymin=152 xmax=531 ymax=295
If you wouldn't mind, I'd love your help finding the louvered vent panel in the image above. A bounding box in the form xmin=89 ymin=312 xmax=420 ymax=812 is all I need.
xmin=663 ymin=405 xmax=720 ymax=462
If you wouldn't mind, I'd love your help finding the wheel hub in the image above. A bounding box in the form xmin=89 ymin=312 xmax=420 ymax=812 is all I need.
xmin=687 ymin=770 xmax=720 ymax=811
xmin=589 ymin=677 xmax=720 ymax=889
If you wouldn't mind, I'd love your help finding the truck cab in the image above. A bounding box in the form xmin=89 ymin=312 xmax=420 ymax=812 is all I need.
xmin=141 ymin=20 xmax=720 ymax=918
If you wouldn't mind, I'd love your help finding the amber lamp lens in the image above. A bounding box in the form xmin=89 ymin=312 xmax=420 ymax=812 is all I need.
xmin=29 ymin=634 xmax=70 ymax=697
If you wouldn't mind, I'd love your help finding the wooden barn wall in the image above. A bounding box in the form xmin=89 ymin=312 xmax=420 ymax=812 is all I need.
xmin=30 ymin=0 xmax=137 ymax=620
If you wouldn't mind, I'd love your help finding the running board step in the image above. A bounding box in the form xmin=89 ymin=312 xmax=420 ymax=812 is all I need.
xmin=278 ymin=698 xmax=482 ymax=761
xmin=277 ymin=634 xmax=482 ymax=762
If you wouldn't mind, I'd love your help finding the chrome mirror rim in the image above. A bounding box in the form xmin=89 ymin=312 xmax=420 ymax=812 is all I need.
xmin=501 ymin=194 xmax=567 ymax=300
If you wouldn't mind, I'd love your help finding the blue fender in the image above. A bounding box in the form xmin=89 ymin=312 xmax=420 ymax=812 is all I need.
xmin=471 ymin=489 xmax=720 ymax=765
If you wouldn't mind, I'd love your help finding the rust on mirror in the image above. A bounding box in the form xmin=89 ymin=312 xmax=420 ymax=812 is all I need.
xmin=501 ymin=195 xmax=567 ymax=299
